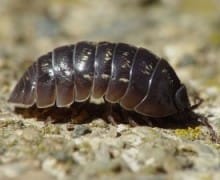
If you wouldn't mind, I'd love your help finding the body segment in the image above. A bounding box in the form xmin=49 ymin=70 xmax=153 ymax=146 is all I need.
xmin=120 ymin=48 xmax=159 ymax=110
xmin=105 ymin=43 xmax=137 ymax=103
xmin=52 ymin=45 xmax=75 ymax=107
xmin=92 ymin=42 xmax=115 ymax=98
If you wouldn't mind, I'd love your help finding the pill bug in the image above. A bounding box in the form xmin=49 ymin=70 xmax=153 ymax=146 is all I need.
xmin=8 ymin=41 xmax=217 ymax=141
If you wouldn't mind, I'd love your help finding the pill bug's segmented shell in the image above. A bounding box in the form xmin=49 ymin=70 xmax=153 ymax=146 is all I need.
xmin=8 ymin=41 xmax=191 ymax=118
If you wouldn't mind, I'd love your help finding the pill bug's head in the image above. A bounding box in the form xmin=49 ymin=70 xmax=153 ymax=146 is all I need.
xmin=174 ymin=85 xmax=191 ymax=112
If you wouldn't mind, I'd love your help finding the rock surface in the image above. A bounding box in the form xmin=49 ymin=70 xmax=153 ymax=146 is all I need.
xmin=0 ymin=0 xmax=220 ymax=179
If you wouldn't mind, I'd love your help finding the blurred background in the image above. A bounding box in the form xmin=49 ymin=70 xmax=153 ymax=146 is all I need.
xmin=0 ymin=0 xmax=220 ymax=179
xmin=0 ymin=0 xmax=220 ymax=100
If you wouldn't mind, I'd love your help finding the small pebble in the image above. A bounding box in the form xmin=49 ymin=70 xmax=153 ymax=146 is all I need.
xmin=72 ymin=125 xmax=92 ymax=138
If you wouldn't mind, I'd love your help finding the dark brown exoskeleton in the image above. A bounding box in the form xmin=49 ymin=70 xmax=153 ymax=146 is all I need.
xmin=8 ymin=41 xmax=217 ymax=141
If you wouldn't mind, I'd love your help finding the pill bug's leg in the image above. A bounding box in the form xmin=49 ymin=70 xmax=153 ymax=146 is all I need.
xmin=70 ymin=110 xmax=89 ymax=125
xmin=35 ymin=107 xmax=72 ymax=123
xmin=119 ymin=108 xmax=156 ymax=127
xmin=70 ymin=99 xmax=91 ymax=124
xmin=119 ymin=109 xmax=139 ymax=127
xmin=102 ymin=99 xmax=119 ymax=126
xmin=70 ymin=101 xmax=87 ymax=117
xmin=138 ymin=115 xmax=154 ymax=127
xmin=65 ymin=101 xmax=92 ymax=130
xmin=44 ymin=116 xmax=56 ymax=124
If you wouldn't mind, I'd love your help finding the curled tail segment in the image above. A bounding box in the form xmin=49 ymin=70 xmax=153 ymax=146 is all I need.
xmin=8 ymin=62 xmax=37 ymax=107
